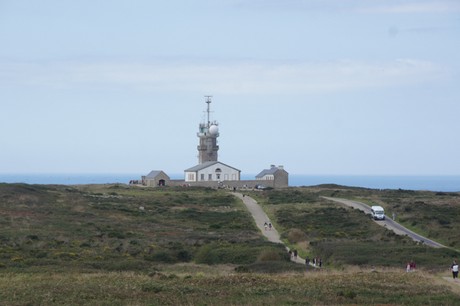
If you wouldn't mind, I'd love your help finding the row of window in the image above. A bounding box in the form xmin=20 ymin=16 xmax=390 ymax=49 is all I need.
xmin=186 ymin=173 xmax=239 ymax=181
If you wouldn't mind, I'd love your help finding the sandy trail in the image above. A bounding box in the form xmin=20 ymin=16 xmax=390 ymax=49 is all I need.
xmin=233 ymin=192 xmax=311 ymax=266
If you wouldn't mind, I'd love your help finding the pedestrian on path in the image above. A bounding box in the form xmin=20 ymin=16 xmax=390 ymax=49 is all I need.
xmin=268 ymin=223 xmax=272 ymax=230
xmin=451 ymin=260 xmax=459 ymax=280
xmin=305 ymin=257 xmax=310 ymax=269
xmin=293 ymin=249 xmax=298 ymax=260
xmin=264 ymin=222 xmax=268 ymax=231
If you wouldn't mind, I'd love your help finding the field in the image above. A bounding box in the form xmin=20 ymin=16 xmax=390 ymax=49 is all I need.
xmin=1 ymin=183 xmax=460 ymax=305
xmin=250 ymin=186 xmax=460 ymax=270
xmin=1 ymin=269 xmax=459 ymax=305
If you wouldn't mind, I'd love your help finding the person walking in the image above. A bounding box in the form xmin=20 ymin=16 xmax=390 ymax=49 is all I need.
xmin=451 ymin=260 xmax=459 ymax=280
xmin=406 ymin=262 xmax=411 ymax=272
xmin=264 ymin=222 xmax=268 ymax=231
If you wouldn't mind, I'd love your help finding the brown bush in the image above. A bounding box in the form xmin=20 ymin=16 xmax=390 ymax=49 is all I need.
xmin=287 ymin=229 xmax=306 ymax=243
xmin=257 ymin=250 xmax=282 ymax=262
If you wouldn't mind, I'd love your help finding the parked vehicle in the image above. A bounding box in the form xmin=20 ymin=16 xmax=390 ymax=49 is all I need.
xmin=371 ymin=206 xmax=385 ymax=220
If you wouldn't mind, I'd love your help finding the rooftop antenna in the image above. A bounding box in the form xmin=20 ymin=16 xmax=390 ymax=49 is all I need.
xmin=205 ymin=95 xmax=213 ymax=127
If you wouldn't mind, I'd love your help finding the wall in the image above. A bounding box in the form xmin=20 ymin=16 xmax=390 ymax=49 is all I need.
xmin=168 ymin=179 xmax=278 ymax=189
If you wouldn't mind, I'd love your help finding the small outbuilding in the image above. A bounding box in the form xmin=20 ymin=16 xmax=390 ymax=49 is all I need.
xmin=142 ymin=170 xmax=170 ymax=187
xmin=256 ymin=165 xmax=289 ymax=188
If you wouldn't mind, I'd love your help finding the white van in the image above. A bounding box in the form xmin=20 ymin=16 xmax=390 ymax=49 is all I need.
xmin=371 ymin=206 xmax=385 ymax=220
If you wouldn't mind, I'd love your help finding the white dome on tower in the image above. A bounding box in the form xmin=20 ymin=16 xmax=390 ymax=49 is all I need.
xmin=209 ymin=124 xmax=219 ymax=135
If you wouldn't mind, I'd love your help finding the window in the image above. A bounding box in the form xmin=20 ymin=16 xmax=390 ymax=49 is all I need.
xmin=217 ymin=174 xmax=221 ymax=180
xmin=208 ymin=174 xmax=212 ymax=180
xmin=200 ymin=174 xmax=204 ymax=181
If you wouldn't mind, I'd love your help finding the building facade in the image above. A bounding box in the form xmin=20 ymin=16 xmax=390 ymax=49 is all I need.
xmin=184 ymin=161 xmax=240 ymax=183
xmin=142 ymin=170 xmax=170 ymax=187
xmin=256 ymin=165 xmax=289 ymax=188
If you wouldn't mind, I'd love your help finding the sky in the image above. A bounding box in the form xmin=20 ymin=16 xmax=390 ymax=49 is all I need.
xmin=1 ymin=0 xmax=460 ymax=176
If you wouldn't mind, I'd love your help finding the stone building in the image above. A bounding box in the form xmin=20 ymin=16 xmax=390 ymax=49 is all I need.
xmin=256 ymin=165 xmax=289 ymax=188
xmin=142 ymin=170 xmax=170 ymax=187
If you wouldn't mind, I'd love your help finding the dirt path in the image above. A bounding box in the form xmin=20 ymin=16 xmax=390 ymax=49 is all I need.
xmin=233 ymin=192 xmax=307 ymax=265
xmin=322 ymin=196 xmax=447 ymax=248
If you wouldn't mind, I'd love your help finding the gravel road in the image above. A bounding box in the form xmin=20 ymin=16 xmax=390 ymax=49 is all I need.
xmin=322 ymin=196 xmax=447 ymax=248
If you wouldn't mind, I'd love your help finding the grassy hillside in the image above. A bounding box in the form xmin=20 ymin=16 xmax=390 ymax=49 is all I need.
xmin=1 ymin=183 xmax=460 ymax=305
xmin=0 ymin=183 xmax=288 ymax=271
xmin=250 ymin=187 xmax=460 ymax=270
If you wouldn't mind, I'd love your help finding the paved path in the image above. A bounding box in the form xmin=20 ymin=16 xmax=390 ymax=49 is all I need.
xmin=233 ymin=192 xmax=308 ymax=265
xmin=322 ymin=196 xmax=447 ymax=248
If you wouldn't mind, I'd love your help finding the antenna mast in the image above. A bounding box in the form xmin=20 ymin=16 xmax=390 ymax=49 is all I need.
xmin=205 ymin=95 xmax=212 ymax=127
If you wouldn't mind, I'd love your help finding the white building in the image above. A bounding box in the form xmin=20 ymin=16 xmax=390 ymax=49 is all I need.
xmin=184 ymin=161 xmax=240 ymax=182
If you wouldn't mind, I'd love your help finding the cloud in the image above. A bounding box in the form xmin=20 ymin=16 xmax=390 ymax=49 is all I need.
xmin=0 ymin=58 xmax=448 ymax=95
xmin=233 ymin=0 xmax=460 ymax=14
xmin=355 ymin=0 xmax=460 ymax=14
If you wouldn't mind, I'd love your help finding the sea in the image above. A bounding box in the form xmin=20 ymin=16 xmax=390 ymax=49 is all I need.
xmin=1 ymin=173 xmax=460 ymax=192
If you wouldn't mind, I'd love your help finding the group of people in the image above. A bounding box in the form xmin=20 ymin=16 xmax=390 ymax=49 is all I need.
xmin=304 ymin=256 xmax=322 ymax=268
xmin=405 ymin=260 xmax=417 ymax=272
xmin=312 ymin=257 xmax=322 ymax=267
xmin=288 ymin=249 xmax=298 ymax=260
xmin=263 ymin=222 xmax=272 ymax=231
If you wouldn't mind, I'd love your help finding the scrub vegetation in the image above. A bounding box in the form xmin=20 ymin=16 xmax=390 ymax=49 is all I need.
xmin=251 ymin=186 xmax=460 ymax=269
xmin=1 ymin=183 xmax=459 ymax=305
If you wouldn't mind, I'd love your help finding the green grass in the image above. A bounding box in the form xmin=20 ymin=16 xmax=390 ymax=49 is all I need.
xmin=249 ymin=187 xmax=460 ymax=270
xmin=1 ymin=183 xmax=460 ymax=304
xmin=0 ymin=270 xmax=458 ymax=305
xmin=0 ymin=184 xmax=285 ymax=271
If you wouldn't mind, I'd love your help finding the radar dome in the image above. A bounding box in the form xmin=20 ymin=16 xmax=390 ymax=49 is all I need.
xmin=209 ymin=124 xmax=219 ymax=135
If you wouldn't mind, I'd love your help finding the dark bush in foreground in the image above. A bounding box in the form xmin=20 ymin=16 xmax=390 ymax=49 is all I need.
xmin=195 ymin=242 xmax=288 ymax=265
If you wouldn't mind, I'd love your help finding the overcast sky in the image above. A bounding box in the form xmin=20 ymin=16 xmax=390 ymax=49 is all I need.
xmin=1 ymin=0 xmax=459 ymax=176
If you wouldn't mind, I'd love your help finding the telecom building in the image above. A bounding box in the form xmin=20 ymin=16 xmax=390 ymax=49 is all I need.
xmin=185 ymin=96 xmax=241 ymax=184
xmin=140 ymin=96 xmax=288 ymax=189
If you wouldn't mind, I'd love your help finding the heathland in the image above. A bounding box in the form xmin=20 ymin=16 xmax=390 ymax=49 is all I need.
xmin=0 ymin=183 xmax=459 ymax=305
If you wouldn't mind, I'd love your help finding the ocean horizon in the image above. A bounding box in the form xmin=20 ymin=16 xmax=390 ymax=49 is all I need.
xmin=1 ymin=173 xmax=460 ymax=192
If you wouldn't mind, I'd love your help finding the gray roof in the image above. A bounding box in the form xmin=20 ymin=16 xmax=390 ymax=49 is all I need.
xmin=145 ymin=170 xmax=167 ymax=179
xmin=256 ymin=166 xmax=282 ymax=178
xmin=185 ymin=161 xmax=241 ymax=172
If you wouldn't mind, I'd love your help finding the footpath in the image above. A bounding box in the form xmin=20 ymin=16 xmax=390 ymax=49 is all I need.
xmin=232 ymin=192 xmax=308 ymax=265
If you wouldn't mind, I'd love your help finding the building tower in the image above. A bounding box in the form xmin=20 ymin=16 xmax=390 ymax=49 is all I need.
xmin=197 ymin=96 xmax=219 ymax=164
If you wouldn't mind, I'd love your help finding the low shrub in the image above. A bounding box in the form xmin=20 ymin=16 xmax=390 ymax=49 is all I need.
xmin=287 ymin=228 xmax=306 ymax=243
